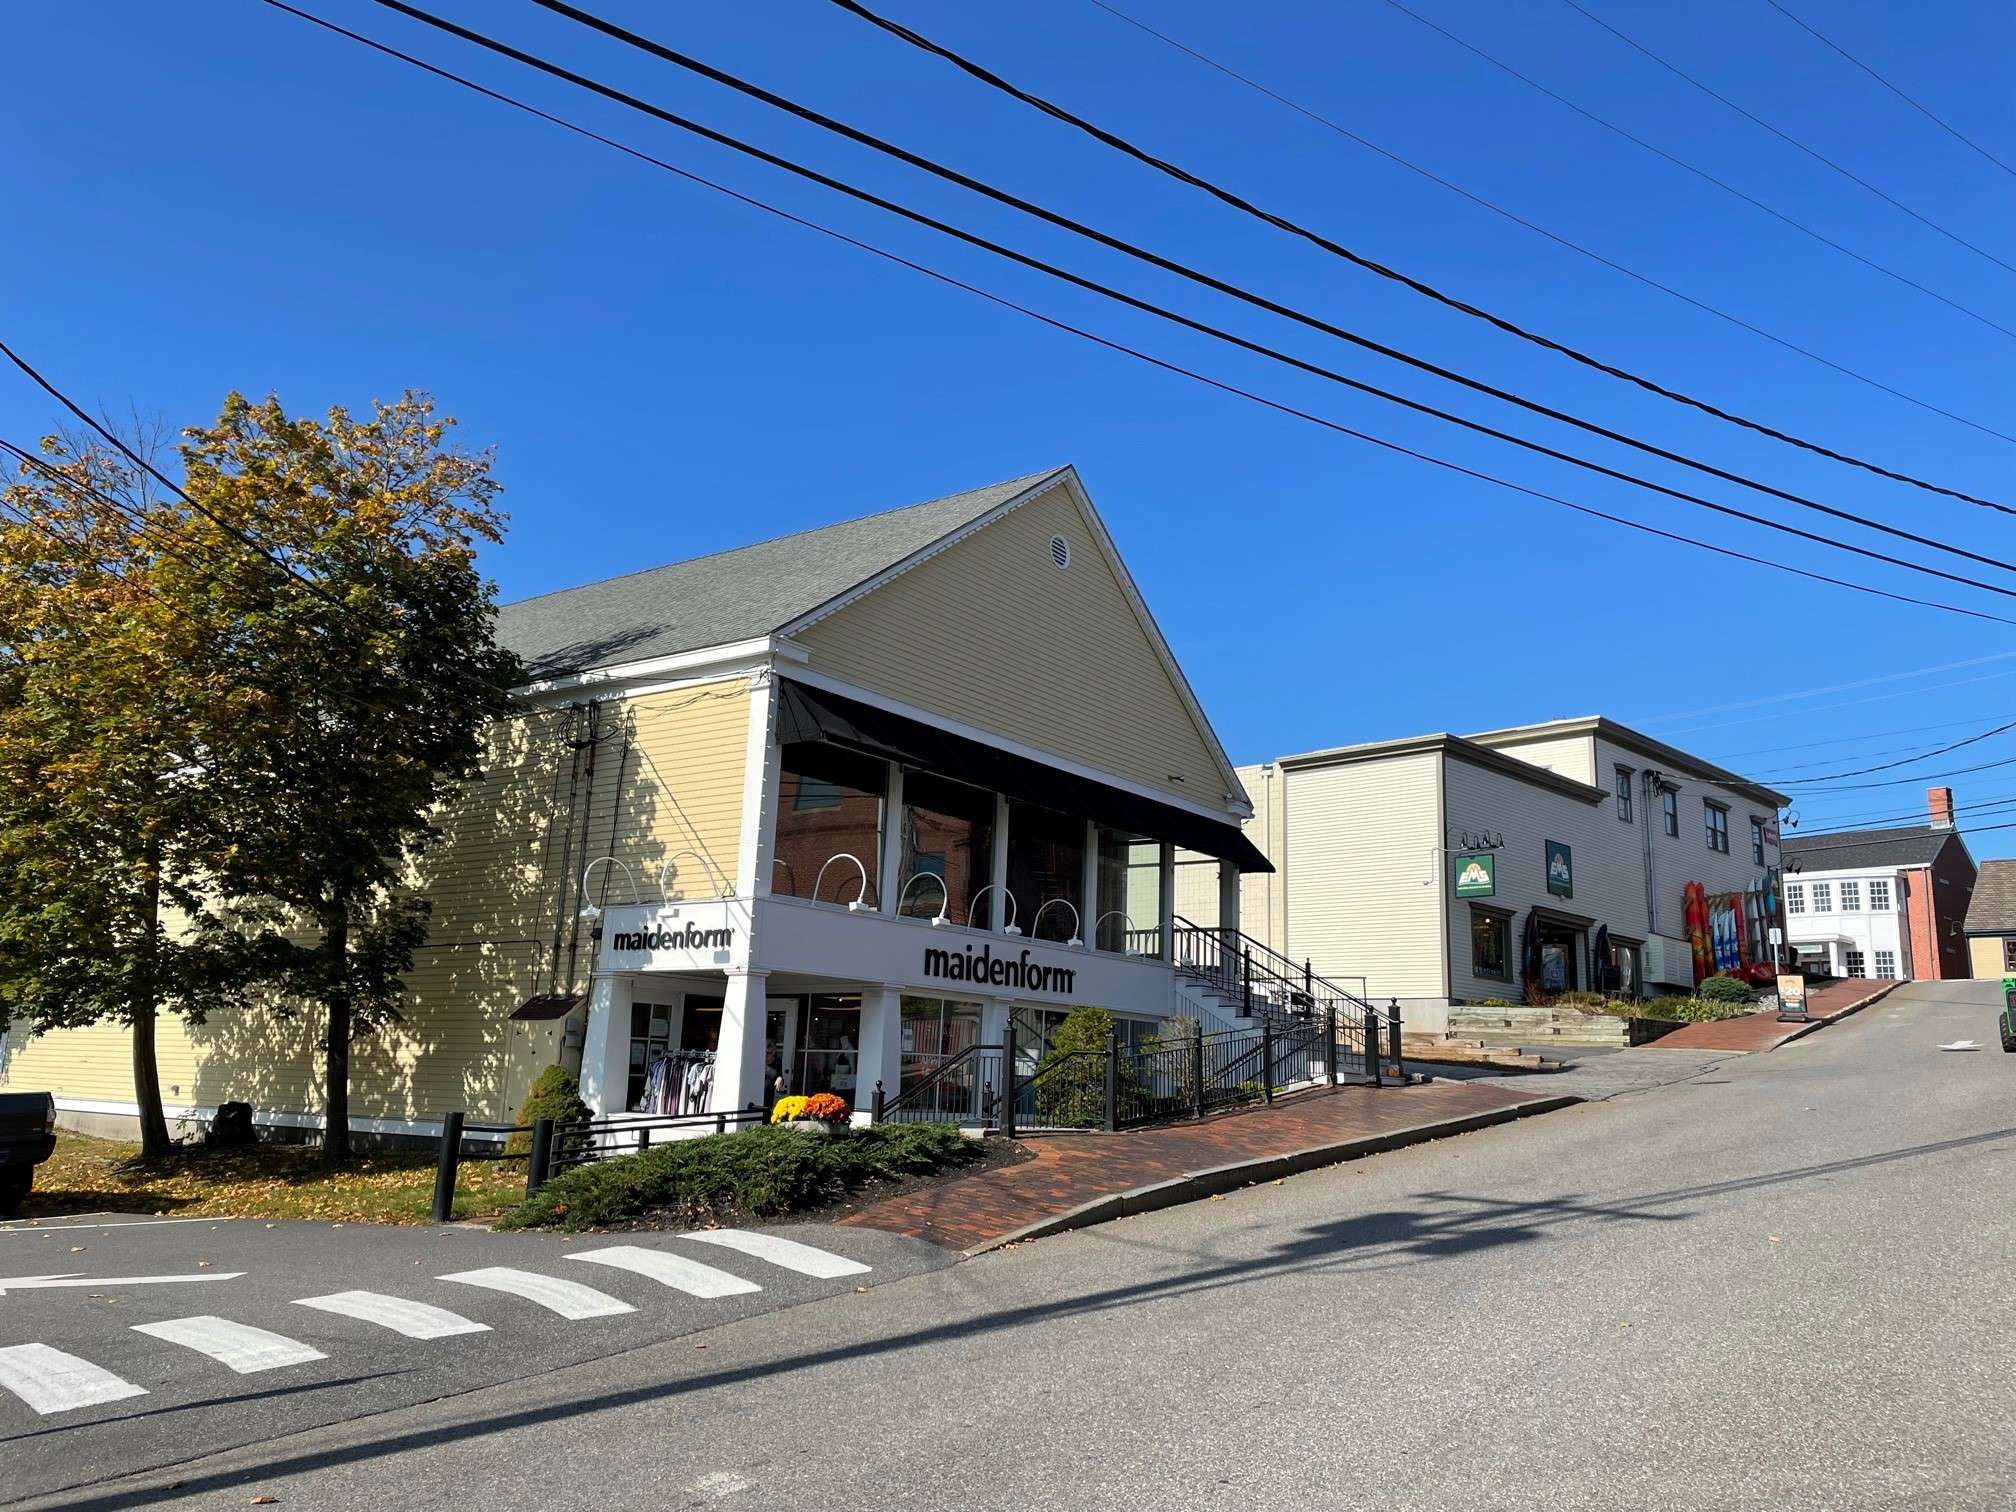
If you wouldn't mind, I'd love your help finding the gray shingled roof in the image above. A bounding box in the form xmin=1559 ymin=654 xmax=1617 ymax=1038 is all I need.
xmin=496 ymin=468 xmax=1065 ymax=679
xmin=1782 ymin=823 xmax=1955 ymax=874
xmin=1964 ymin=858 xmax=2016 ymax=935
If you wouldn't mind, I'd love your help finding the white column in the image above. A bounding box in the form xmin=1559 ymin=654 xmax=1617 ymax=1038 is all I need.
xmin=577 ymin=974 xmax=633 ymax=1116
xmin=881 ymin=764 xmax=905 ymax=915
xmin=710 ymin=968 xmax=770 ymax=1116
xmin=992 ymin=792 xmax=1013 ymax=932
xmin=737 ymin=679 xmax=781 ymax=899
xmin=1158 ymin=842 xmax=1176 ymax=962
xmin=1218 ymin=859 xmax=1242 ymax=945
xmin=857 ymin=984 xmax=904 ymax=1125
xmin=1081 ymin=819 xmax=1100 ymax=948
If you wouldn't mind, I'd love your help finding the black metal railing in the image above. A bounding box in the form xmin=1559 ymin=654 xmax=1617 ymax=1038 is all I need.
xmin=1170 ymin=917 xmax=1372 ymax=1028
xmin=875 ymin=1043 xmax=1006 ymax=1127
xmin=546 ymin=1108 xmax=770 ymax=1173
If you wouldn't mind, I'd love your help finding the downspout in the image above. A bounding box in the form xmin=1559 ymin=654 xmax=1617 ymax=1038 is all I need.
xmin=561 ymin=699 xmax=605 ymax=996
xmin=1641 ymin=768 xmax=1660 ymax=939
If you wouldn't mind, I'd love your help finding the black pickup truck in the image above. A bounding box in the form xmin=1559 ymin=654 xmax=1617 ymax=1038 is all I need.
xmin=0 ymin=1091 xmax=57 ymax=1215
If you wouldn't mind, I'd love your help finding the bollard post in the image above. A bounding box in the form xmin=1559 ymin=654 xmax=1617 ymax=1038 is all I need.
xmin=1325 ymin=1005 xmax=1339 ymax=1087
xmin=1000 ymin=1023 xmax=1019 ymax=1141
xmin=872 ymin=1079 xmax=886 ymax=1125
xmin=1104 ymin=1029 xmax=1119 ymax=1132
xmin=638 ymin=1125 xmax=652 ymax=1154
xmin=526 ymin=1117 xmax=555 ymax=1198
xmin=1241 ymin=946 xmax=1253 ymax=1017
xmin=1261 ymin=1020 xmax=1275 ymax=1104
xmin=1364 ymin=1004 xmax=1383 ymax=1087
xmin=431 ymin=1110 xmax=464 ymax=1224
xmin=1191 ymin=1024 xmax=1207 ymax=1119
xmin=1387 ymin=998 xmax=1404 ymax=1081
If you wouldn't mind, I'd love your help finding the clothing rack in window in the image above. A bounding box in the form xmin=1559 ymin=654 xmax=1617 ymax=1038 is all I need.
xmin=640 ymin=1049 xmax=716 ymax=1116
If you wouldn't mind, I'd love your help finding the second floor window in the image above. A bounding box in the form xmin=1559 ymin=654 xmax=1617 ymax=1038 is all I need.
xmin=1786 ymin=884 xmax=1805 ymax=914
xmin=1869 ymin=878 xmax=1891 ymax=910
xmin=1661 ymin=789 xmax=1678 ymax=837
xmin=1615 ymin=768 xmax=1633 ymax=822
xmin=1811 ymin=881 xmax=1832 ymax=911
xmin=1750 ymin=817 xmax=1766 ymax=865
xmin=1839 ymin=880 xmax=1861 ymax=911
xmin=1705 ymin=803 xmax=1729 ymax=854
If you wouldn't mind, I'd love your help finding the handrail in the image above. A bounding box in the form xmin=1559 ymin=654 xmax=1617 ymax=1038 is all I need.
xmin=1171 ymin=916 xmax=1370 ymax=1009
xmin=877 ymin=1042 xmax=1001 ymax=1120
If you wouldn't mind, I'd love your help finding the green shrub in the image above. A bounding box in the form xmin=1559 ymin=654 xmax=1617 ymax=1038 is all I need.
xmin=1698 ymin=974 xmax=1755 ymax=1004
xmin=508 ymin=1067 xmax=590 ymax=1155
xmin=1639 ymin=994 xmax=1749 ymax=1023
xmin=1641 ymin=996 xmax=1699 ymax=1021
xmin=1475 ymin=997 xmax=1514 ymax=1008
xmin=1030 ymin=1006 xmax=1132 ymax=1129
xmin=1553 ymin=991 xmax=1610 ymax=1009
xmin=496 ymin=1122 xmax=979 ymax=1231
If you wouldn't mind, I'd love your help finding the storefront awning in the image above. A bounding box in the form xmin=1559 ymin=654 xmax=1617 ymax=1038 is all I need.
xmin=775 ymin=678 xmax=1273 ymax=873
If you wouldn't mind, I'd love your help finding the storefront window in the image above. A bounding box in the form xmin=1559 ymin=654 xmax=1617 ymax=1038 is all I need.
xmin=793 ymin=993 xmax=861 ymax=1098
xmin=897 ymin=771 xmax=995 ymax=927
xmin=626 ymin=999 xmax=675 ymax=1110
xmin=1008 ymin=801 xmax=1085 ymax=942
xmin=774 ymin=742 xmax=885 ymax=906
xmin=1094 ymin=828 xmax=1165 ymax=955
xmin=1470 ymin=909 xmax=1510 ymax=981
xmin=899 ymin=995 xmax=985 ymax=1121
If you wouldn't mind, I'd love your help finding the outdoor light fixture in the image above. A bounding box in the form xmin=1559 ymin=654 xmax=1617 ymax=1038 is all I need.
xmin=1031 ymin=898 xmax=1082 ymax=947
xmin=813 ymin=853 xmax=874 ymax=912
xmin=969 ymin=884 xmax=1020 ymax=936
xmin=577 ymin=856 xmax=643 ymax=923
xmin=1095 ymin=910 xmax=1142 ymax=955
xmin=896 ymin=872 xmax=952 ymax=926
xmin=657 ymin=848 xmax=728 ymax=903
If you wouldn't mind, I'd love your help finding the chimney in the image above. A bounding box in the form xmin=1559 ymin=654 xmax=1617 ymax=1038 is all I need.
xmin=1928 ymin=786 xmax=1955 ymax=830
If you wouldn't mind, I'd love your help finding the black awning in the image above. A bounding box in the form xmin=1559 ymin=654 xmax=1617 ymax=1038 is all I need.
xmin=775 ymin=678 xmax=1272 ymax=873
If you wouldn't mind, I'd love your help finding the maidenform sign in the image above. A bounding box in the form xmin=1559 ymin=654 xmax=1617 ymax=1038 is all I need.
xmin=923 ymin=941 xmax=1077 ymax=996
xmin=1545 ymin=840 xmax=1574 ymax=898
xmin=1453 ymin=853 xmax=1496 ymax=898
xmin=608 ymin=921 xmax=734 ymax=953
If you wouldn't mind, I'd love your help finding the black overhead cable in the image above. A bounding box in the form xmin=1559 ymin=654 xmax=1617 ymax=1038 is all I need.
xmin=1374 ymin=0 xmax=2016 ymax=344
xmin=523 ymin=0 xmax=2016 ymax=554
xmin=1710 ymin=714 xmax=2016 ymax=761
xmin=1790 ymin=793 xmax=2016 ymax=836
xmin=1780 ymin=749 xmax=2016 ymax=793
xmin=259 ymin=1 xmax=2016 ymax=632
xmin=1757 ymin=716 xmax=2016 ymax=782
xmin=830 ymin=0 xmax=2016 ymax=508
xmin=396 ymin=3 xmax=2016 ymax=591
xmin=1760 ymin=0 xmax=2016 ymax=183
xmin=1560 ymin=0 xmax=2016 ymax=276
xmin=1082 ymin=0 xmax=2016 ymax=450
xmin=1784 ymin=817 xmax=2016 ymax=857
xmin=0 ymin=336 xmax=368 ymax=622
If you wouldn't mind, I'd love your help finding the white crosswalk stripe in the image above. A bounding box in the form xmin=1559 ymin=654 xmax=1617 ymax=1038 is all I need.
xmin=438 ymin=1267 xmax=635 ymax=1320
xmin=130 ymin=1316 xmax=325 ymax=1375
xmin=0 ymin=1343 xmax=148 ymax=1416
xmin=291 ymin=1291 xmax=490 ymax=1339
xmin=565 ymin=1245 xmax=761 ymax=1298
xmin=679 ymin=1229 xmax=871 ymax=1279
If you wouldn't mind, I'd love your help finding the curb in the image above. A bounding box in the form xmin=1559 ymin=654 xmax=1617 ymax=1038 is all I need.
xmin=963 ymin=1093 xmax=1581 ymax=1256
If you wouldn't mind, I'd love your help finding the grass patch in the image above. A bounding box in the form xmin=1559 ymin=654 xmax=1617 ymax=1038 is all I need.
xmin=497 ymin=1122 xmax=981 ymax=1232
xmin=21 ymin=1132 xmax=527 ymax=1225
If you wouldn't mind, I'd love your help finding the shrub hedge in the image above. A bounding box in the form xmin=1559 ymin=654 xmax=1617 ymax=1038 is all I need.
xmin=495 ymin=1122 xmax=979 ymax=1232
xmin=508 ymin=1067 xmax=590 ymax=1155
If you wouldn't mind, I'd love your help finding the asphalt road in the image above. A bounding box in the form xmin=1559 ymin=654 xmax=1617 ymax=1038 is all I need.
xmin=13 ymin=980 xmax=2014 ymax=1511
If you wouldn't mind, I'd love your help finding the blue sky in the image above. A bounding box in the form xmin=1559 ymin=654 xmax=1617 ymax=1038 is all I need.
xmin=5 ymin=0 xmax=2013 ymax=848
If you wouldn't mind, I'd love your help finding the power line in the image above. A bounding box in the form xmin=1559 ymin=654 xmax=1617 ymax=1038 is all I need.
xmin=256 ymin=1 xmax=2016 ymax=633
xmin=1560 ymin=0 xmax=2016 ymax=277
xmin=1756 ymin=716 xmax=2016 ymax=782
xmin=831 ymin=0 xmax=2016 ymax=509
xmin=1714 ymin=715 xmax=2016 ymax=763
xmin=1760 ymin=0 xmax=2016 ymax=183
xmin=1081 ymin=0 xmax=2016 ymax=449
xmin=0 ymin=337 xmax=366 ymax=623
xmin=1778 ymin=749 xmax=2016 ymax=793
xmin=1639 ymin=649 xmax=2016 ymax=725
xmin=361 ymin=0 xmax=2016 ymax=601
xmin=1787 ymin=792 xmax=2016 ymax=835
xmin=1783 ymin=816 xmax=2016 ymax=857
xmin=1374 ymin=0 xmax=2016 ymax=343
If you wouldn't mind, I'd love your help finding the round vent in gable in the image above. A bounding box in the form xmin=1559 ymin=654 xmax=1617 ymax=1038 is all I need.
xmin=1049 ymin=533 xmax=1071 ymax=571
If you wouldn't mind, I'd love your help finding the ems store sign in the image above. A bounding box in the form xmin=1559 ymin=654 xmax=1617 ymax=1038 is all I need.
xmin=1545 ymin=841 xmax=1574 ymax=899
xmin=1453 ymin=853 xmax=1496 ymax=898
xmin=599 ymin=902 xmax=744 ymax=972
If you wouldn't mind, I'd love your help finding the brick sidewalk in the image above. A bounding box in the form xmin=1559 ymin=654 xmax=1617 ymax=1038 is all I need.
xmin=839 ymin=1079 xmax=1563 ymax=1253
xmin=1652 ymin=978 xmax=1900 ymax=1052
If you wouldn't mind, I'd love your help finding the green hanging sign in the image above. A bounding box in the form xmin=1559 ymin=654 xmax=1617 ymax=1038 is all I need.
xmin=1453 ymin=853 xmax=1496 ymax=898
xmin=1545 ymin=840 xmax=1574 ymax=898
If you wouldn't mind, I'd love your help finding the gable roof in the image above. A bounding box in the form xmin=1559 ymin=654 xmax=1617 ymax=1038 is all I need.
xmin=497 ymin=468 xmax=1066 ymax=680
xmin=1781 ymin=823 xmax=1954 ymax=874
xmin=1965 ymin=859 xmax=2016 ymax=935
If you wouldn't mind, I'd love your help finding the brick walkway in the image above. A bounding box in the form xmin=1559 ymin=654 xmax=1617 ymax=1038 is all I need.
xmin=840 ymin=1079 xmax=1559 ymax=1253
xmin=1652 ymin=978 xmax=1900 ymax=1052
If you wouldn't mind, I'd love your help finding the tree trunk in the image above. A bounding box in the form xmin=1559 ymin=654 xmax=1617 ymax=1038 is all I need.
xmin=321 ymin=903 xmax=352 ymax=1167
xmin=133 ymin=858 xmax=172 ymax=1159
